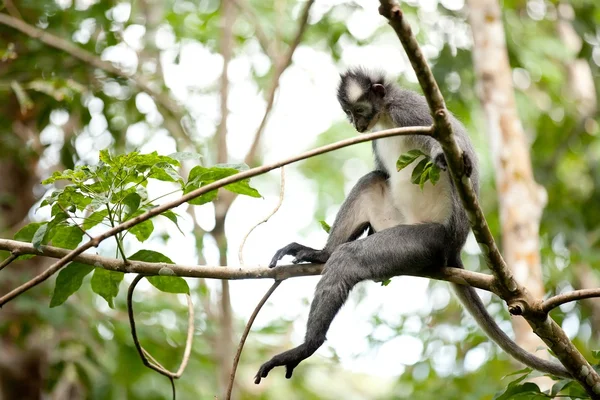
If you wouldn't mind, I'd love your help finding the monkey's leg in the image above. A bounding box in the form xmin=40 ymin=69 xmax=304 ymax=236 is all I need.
xmin=269 ymin=170 xmax=401 ymax=267
xmin=255 ymin=223 xmax=446 ymax=383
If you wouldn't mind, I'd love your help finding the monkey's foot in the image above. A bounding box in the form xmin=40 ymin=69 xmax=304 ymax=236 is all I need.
xmin=269 ymin=242 xmax=330 ymax=268
xmin=254 ymin=344 xmax=315 ymax=384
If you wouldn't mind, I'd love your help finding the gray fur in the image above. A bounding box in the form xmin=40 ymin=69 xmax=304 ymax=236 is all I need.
xmin=255 ymin=68 xmax=570 ymax=384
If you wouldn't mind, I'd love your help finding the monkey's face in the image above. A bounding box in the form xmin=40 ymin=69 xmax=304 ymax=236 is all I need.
xmin=343 ymin=101 xmax=381 ymax=133
xmin=343 ymin=103 xmax=380 ymax=133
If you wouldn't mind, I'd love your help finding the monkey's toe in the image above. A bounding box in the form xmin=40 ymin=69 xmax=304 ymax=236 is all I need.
xmin=254 ymin=362 xmax=274 ymax=384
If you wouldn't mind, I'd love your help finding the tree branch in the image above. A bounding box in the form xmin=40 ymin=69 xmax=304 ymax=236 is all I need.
xmin=127 ymin=275 xmax=195 ymax=379
xmin=243 ymin=0 xmax=315 ymax=166
xmin=225 ymin=280 xmax=282 ymax=400
xmin=0 ymin=238 xmax=496 ymax=292
xmin=0 ymin=252 xmax=18 ymax=272
xmin=542 ymin=289 xmax=600 ymax=314
xmin=0 ymin=125 xmax=432 ymax=307
xmin=0 ymin=12 xmax=193 ymax=148
xmin=378 ymin=1 xmax=600 ymax=395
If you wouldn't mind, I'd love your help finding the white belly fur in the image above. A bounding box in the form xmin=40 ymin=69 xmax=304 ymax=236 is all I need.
xmin=374 ymin=117 xmax=453 ymax=225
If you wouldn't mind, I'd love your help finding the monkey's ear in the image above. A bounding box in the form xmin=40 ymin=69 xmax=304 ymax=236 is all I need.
xmin=371 ymin=84 xmax=386 ymax=98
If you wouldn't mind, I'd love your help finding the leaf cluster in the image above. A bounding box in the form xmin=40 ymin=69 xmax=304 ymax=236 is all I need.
xmin=13 ymin=150 xmax=261 ymax=309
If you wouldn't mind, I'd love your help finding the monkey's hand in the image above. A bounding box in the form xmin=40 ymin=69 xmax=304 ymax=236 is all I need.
xmin=433 ymin=152 xmax=473 ymax=177
xmin=255 ymin=342 xmax=319 ymax=384
xmin=269 ymin=242 xmax=330 ymax=268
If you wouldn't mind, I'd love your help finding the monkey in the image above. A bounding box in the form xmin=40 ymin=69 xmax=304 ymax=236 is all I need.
xmin=254 ymin=68 xmax=570 ymax=383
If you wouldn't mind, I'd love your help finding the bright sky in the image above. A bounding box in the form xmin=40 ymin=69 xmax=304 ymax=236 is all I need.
xmin=34 ymin=0 xmax=517 ymax=386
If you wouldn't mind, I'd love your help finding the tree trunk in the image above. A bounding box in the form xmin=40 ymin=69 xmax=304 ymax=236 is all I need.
xmin=466 ymin=0 xmax=551 ymax=375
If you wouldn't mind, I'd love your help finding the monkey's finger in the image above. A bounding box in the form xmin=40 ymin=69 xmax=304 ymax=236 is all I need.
xmin=285 ymin=365 xmax=295 ymax=379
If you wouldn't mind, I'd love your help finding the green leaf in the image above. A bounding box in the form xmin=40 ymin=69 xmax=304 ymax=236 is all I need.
xmin=149 ymin=165 xmax=183 ymax=184
xmin=396 ymin=149 xmax=426 ymax=171
xmin=146 ymin=276 xmax=190 ymax=294
xmin=125 ymin=209 xmax=154 ymax=242
xmin=50 ymin=262 xmax=94 ymax=307
xmin=122 ymin=193 xmax=141 ymax=216
xmin=83 ymin=210 xmax=109 ymax=230
xmin=129 ymin=250 xmax=189 ymax=294
xmin=592 ymin=350 xmax=600 ymax=360
xmin=168 ymin=152 xmax=202 ymax=162
xmin=224 ymin=180 xmax=261 ymax=198
xmin=429 ymin=163 xmax=441 ymax=185
xmin=380 ymin=279 xmax=391 ymax=286
xmin=14 ymin=222 xmax=46 ymax=242
xmin=32 ymin=223 xmax=49 ymax=250
xmin=411 ymin=158 xmax=429 ymax=185
xmin=419 ymin=163 xmax=432 ymax=190
xmin=129 ymin=250 xmax=174 ymax=263
xmin=161 ymin=210 xmax=184 ymax=234
xmin=319 ymin=220 xmax=331 ymax=233
xmin=184 ymin=184 xmax=218 ymax=205
xmin=90 ymin=268 xmax=125 ymax=308
xmin=51 ymin=225 xmax=84 ymax=249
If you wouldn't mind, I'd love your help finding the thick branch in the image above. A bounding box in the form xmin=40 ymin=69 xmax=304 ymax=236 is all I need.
xmin=378 ymin=0 xmax=518 ymax=296
xmin=542 ymin=290 xmax=600 ymax=314
xmin=0 ymin=125 xmax=431 ymax=306
xmin=379 ymin=1 xmax=600 ymax=395
xmin=0 ymin=238 xmax=496 ymax=292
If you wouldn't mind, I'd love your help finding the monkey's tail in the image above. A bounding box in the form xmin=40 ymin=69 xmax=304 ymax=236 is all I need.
xmin=451 ymin=282 xmax=571 ymax=378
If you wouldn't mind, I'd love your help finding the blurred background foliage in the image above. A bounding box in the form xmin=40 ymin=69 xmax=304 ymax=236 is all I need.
xmin=0 ymin=0 xmax=599 ymax=399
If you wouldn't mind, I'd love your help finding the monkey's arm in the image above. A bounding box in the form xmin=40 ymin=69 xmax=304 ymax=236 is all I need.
xmin=269 ymin=170 xmax=398 ymax=268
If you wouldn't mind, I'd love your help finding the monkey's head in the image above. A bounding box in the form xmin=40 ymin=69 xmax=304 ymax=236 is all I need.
xmin=337 ymin=68 xmax=388 ymax=133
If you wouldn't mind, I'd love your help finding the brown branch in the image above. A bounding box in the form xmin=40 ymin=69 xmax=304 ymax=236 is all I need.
xmin=2 ymin=0 xmax=22 ymax=20
xmin=127 ymin=275 xmax=195 ymax=379
xmin=225 ymin=280 xmax=283 ymax=400
xmin=0 ymin=238 xmax=496 ymax=292
xmin=243 ymin=0 xmax=315 ymax=166
xmin=0 ymin=252 xmax=18 ymax=272
xmin=231 ymin=0 xmax=276 ymax=60
xmin=378 ymin=1 xmax=518 ymax=296
xmin=379 ymin=1 xmax=600 ymax=395
xmin=0 ymin=125 xmax=432 ymax=307
xmin=542 ymin=289 xmax=600 ymax=314
xmin=0 ymin=12 xmax=193 ymax=148
xmin=238 ymin=167 xmax=286 ymax=265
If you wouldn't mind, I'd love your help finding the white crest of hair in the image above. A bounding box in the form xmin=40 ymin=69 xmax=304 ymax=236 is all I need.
xmin=345 ymin=78 xmax=364 ymax=103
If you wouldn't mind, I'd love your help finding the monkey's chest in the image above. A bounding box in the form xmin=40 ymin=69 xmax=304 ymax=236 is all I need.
xmin=375 ymin=138 xmax=453 ymax=225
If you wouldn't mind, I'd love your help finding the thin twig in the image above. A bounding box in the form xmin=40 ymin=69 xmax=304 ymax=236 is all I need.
xmin=238 ymin=167 xmax=286 ymax=265
xmin=231 ymin=0 xmax=276 ymax=60
xmin=0 ymin=125 xmax=432 ymax=307
xmin=225 ymin=280 xmax=282 ymax=400
xmin=57 ymin=204 xmax=93 ymax=240
xmin=127 ymin=274 xmax=195 ymax=379
xmin=542 ymin=289 xmax=600 ymax=313
xmin=0 ymin=253 xmax=18 ymax=272
xmin=2 ymin=0 xmax=23 ymax=19
xmin=243 ymin=0 xmax=315 ymax=165
xmin=0 ymin=237 xmax=497 ymax=292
